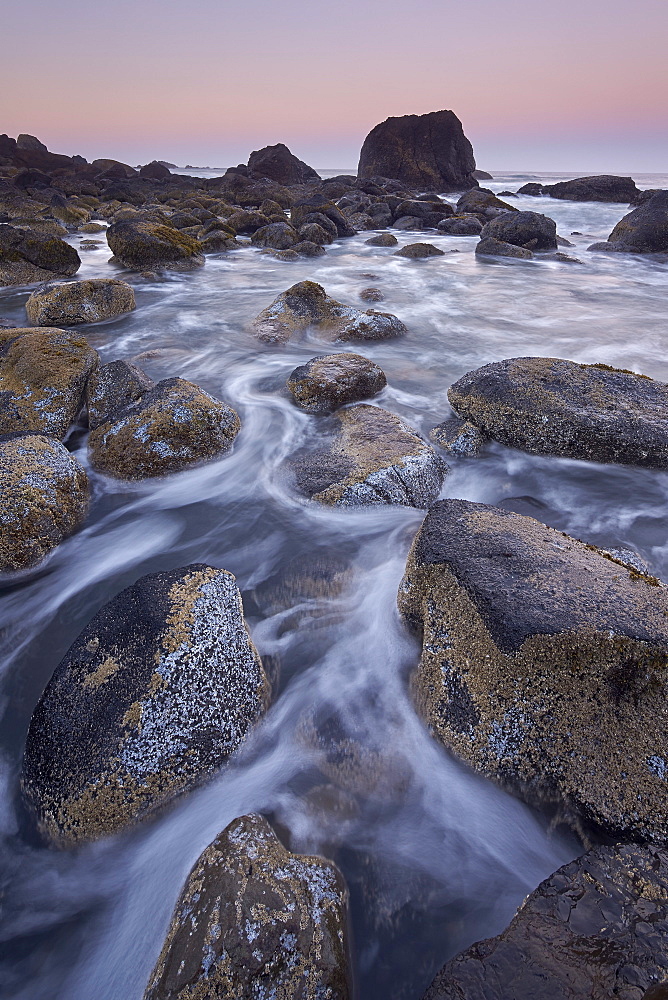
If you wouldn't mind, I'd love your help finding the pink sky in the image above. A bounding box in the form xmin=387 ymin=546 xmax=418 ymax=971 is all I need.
xmin=3 ymin=0 xmax=667 ymax=172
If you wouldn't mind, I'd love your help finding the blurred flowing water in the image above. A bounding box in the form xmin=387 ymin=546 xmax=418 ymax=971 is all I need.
xmin=0 ymin=171 xmax=667 ymax=999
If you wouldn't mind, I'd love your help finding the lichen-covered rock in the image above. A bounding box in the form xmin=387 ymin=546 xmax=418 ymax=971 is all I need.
xmin=250 ymin=280 xmax=407 ymax=345
xmin=475 ymin=237 xmax=533 ymax=259
xmin=429 ymin=416 xmax=485 ymax=456
xmin=0 ymin=327 xmax=98 ymax=438
xmin=393 ymin=242 xmax=445 ymax=259
xmin=600 ymin=191 xmax=668 ymax=253
xmin=143 ymin=813 xmax=351 ymax=1000
xmin=88 ymin=377 xmax=240 ymax=479
xmin=455 ymin=189 xmax=517 ymax=220
xmin=365 ymin=233 xmax=399 ymax=246
xmin=423 ymin=843 xmax=668 ymax=1000
xmin=250 ymin=221 xmax=299 ymax=250
xmin=293 ymin=404 xmax=445 ymax=507
xmin=247 ymin=142 xmax=320 ymax=185
xmin=399 ymin=499 xmax=668 ymax=842
xmin=0 ymin=433 xmax=89 ymax=572
xmin=106 ymin=220 xmax=204 ymax=269
xmin=298 ymin=222 xmax=333 ymax=245
xmin=479 ymin=211 xmax=558 ymax=250
xmin=543 ymin=174 xmax=640 ymax=203
xmin=437 ymin=215 xmax=483 ymax=235
xmin=22 ymin=565 xmax=270 ymax=845
xmin=448 ymin=357 xmax=668 ymax=467
xmin=86 ymin=359 xmax=155 ymax=430
xmin=287 ymin=353 xmax=387 ymax=414
xmin=0 ymin=223 xmax=81 ymax=285
xmin=25 ymin=278 xmax=136 ymax=326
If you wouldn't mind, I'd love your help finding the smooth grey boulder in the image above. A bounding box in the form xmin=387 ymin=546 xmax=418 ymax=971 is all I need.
xmin=479 ymin=211 xmax=558 ymax=250
xmin=287 ymin=352 xmax=387 ymax=413
xmin=437 ymin=215 xmax=482 ymax=235
xmin=25 ymin=278 xmax=136 ymax=326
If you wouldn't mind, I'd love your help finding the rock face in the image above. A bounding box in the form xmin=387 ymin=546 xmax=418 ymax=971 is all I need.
xmin=106 ymin=220 xmax=204 ymax=269
xmin=247 ymin=142 xmax=320 ymax=185
xmin=25 ymin=279 xmax=136 ymax=326
xmin=86 ymin=360 xmax=154 ymax=430
xmin=0 ymin=223 xmax=81 ymax=286
xmin=358 ymin=111 xmax=477 ymax=191
xmin=287 ymin=353 xmax=387 ymax=413
xmin=143 ymin=813 xmax=351 ymax=1000
xmin=293 ymin=404 xmax=445 ymax=507
xmin=479 ymin=211 xmax=557 ymax=250
xmin=22 ymin=565 xmax=271 ymax=845
xmin=88 ymin=377 xmax=240 ymax=479
xmin=251 ymin=280 xmax=407 ymax=345
xmin=0 ymin=327 xmax=98 ymax=438
xmin=448 ymin=357 xmax=668 ymax=468
xmin=423 ymin=843 xmax=668 ymax=1000
xmin=399 ymin=499 xmax=668 ymax=842
xmin=602 ymin=191 xmax=668 ymax=253
xmin=544 ymin=175 xmax=640 ymax=203
xmin=0 ymin=434 xmax=89 ymax=572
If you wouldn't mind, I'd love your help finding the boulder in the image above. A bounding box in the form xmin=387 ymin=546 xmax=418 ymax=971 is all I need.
xmin=393 ymin=200 xmax=453 ymax=223
xmin=399 ymin=498 xmax=668 ymax=841
xmin=198 ymin=232 xmax=239 ymax=253
xmin=0 ymin=223 xmax=81 ymax=285
xmin=448 ymin=356 xmax=668 ymax=467
xmin=143 ymin=814 xmax=350 ymax=1000
xmin=365 ymin=232 xmax=399 ymax=246
xmin=25 ymin=278 xmax=136 ymax=326
xmin=287 ymin=353 xmax=387 ymax=413
xmin=359 ymin=287 xmax=384 ymax=301
xmin=139 ymin=161 xmax=171 ymax=180
xmin=0 ymin=327 xmax=98 ymax=438
xmin=472 ymin=169 xmax=493 ymax=180
xmin=479 ymin=211 xmax=558 ymax=250
xmin=106 ymin=220 xmax=204 ymax=269
xmin=291 ymin=240 xmax=326 ymax=258
xmin=290 ymin=196 xmax=355 ymax=238
xmin=247 ymin=142 xmax=320 ymax=185
xmin=16 ymin=134 xmax=48 ymax=152
xmin=423 ymin=843 xmax=668 ymax=1000
xmin=358 ymin=110 xmax=477 ymax=191
xmin=601 ymin=191 xmax=668 ymax=253
xmin=437 ymin=214 xmax=482 ymax=235
xmin=22 ymin=565 xmax=270 ymax=845
xmin=250 ymin=280 xmax=407 ymax=345
xmin=475 ymin=237 xmax=533 ymax=259
xmin=225 ymin=210 xmax=270 ymax=234
xmin=92 ymin=158 xmax=138 ymax=179
xmin=517 ymin=182 xmax=544 ymax=196
xmin=429 ymin=416 xmax=485 ymax=456
xmin=250 ymin=221 xmax=299 ymax=250
xmin=0 ymin=433 xmax=89 ymax=572
xmin=544 ymin=174 xmax=640 ymax=203
xmin=85 ymin=360 xmax=155 ymax=430
xmin=292 ymin=404 xmax=445 ymax=507
xmin=88 ymin=377 xmax=240 ymax=479
xmin=393 ymin=242 xmax=445 ymax=259
xmin=298 ymin=221 xmax=333 ymax=245
xmin=456 ymin=189 xmax=517 ymax=220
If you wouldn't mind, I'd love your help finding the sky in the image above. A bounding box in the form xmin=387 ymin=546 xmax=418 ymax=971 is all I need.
xmin=2 ymin=0 xmax=667 ymax=173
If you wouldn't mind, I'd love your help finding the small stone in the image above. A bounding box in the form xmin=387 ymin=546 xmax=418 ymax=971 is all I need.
xmin=393 ymin=242 xmax=445 ymax=259
xmin=360 ymin=287 xmax=384 ymax=301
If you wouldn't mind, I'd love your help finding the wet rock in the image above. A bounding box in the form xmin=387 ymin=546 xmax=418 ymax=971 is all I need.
xmin=22 ymin=565 xmax=270 ymax=845
xmin=0 ymin=223 xmax=81 ymax=285
xmin=601 ymin=191 xmax=668 ymax=253
xmin=358 ymin=110 xmax=477 ymax=191
xmin=287 ymin=352 xmax=387 ymax=414
xmin=250 ymin=280 xmax=407 ymax=345
xmin=291 ymin=197 xmax=355 ymax=238
xmin=448 ymin=356 xmax=668 ymax=467
xmin=394 ymin=216 xmax=425 ymax=230
xmin=0 ymin=327 xmax=98 ymax=438
xmin=250 ymin=221 xmax=299 ymax=250
xmin=298 ymin=221 xmax=333 ymax=245
xmin=429 ymin=416 xmax=485 ymax=456
xmin=517 ymin=182 xmax=543 ymax=196
xmin=86 ymin=359 xmax=155 ymax=430
xmin=294 ymin=404 xmax=445 ymax=507
xmin=80 ymin=222 xmax=105 ymax=233
xmin=423 ymin=843 xmax=668 ymax=1000
xmin=472 ymin=169 xmax=493 ymax=180
xmin=480 ymin=211 xmax=558 ymax=250
xmin=475 ymin=237 xmax=533 ymax=259
xmin=25 ymin=278 xmax=136 ymax=326
xmin=198 ymin=232 xmax=239 ymax=253
xmin=0 ymin=433 xmax=89 ymax=572
xmin=544 ymin=174 xmax=640 ymax=203
xmin=292 ymin=240 xmax=326 ymax=257
xmin=437 ymin=214 xmax=483 ymax=235
xmin=456 ymin=189 xmax=517 ymax=220
xmin=399 ymin=498 xmax=668 ymax=841
xmin=393 ymin=242 xmax=445 ymax=259
xmin=88 ymin=377 xmax=240 ymax=479
xmin=393 ymin=200 xmax=453 ymax=223
xmin=106 ymin=220 xmax=204 ymax=270
xmin=247 ymin=142 xmax=320 ymax=185
xmin=360 ymin=287 xmax=384 ymax=301
xmin=143 ymin=813 xmax=350 ymax=1000
xmin=365 ymin=232 xmax=398 ymax=246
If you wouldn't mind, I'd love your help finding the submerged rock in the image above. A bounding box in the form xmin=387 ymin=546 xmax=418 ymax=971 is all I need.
xmin=544 ymin=174 xmax=640 ymax=203
xmin=85 ymin=359 xmax=155 ymax=430
xmin=22 ymin=565 xmax=270 ymax=845
xmin=0 ymin=434 xmax=89 ymax=572
xmin=365 ymin=232 xmax=398 ymax=246
xmin=475 ymin=237 xmax=533 ymax=259
xmin=25 ymin=278 xmax=136 ymax=326
xmin=600 ymin=190 xmax=668 ymax=253
xmin=287 ymin=352 xmax=387 ymax=413
xmin=448 ymin=356 xmax=668 ymax=468
xmin=423 ymin=843 xmax=668 ymax=1000
xmin=399 ymin=499 xmax=668 ymax=841
xmin=143 ymin=813 xmax=350 ymax=1000
xmin=247 ymin=142 xmax=320 ymax=185
xmin=88 ymin=377 xmax=240 ymax=479
xmin=0 ymin=223 xmax=81 ymax=286
xmin=479 ymin=211 xmax=558 ymax=250
xmin=393 ymin=242 xmax=445 ymax=259
xmin=106 ymin=220 xmax=204 ymax=269
xmin=437 ymin=215 xmax=482 ymax=235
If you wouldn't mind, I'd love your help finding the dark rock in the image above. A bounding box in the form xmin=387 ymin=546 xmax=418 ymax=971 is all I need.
xmin=139 ymin=161 xmax=171 ymax=180
xmin=292 ymin=240 xmax=326 ymax=257
xmin=13 ymin=168 xmax=53 ymax=190
xmin=480 ymin=210 xmax=558 ymax=250
xmin=225 ymin=209 xmax=270 ymax=234
xmin=22 ymin=565 xmax=270 ymax=845
xmin=198 ymin=232 xmax=238 ymax=253
xmin=429 ymin=416 xmax=485 ymax=456
xmin=167 ymin=211 xmax=202 ymax=230
xmin=630 ymin=189 xmax=661 ymax=207
xmin=92 ymin=158 xmax=138 ymax=180
xmin=544 ymin=174 xmax=640 ymax=203
xmin=0 ymin=434 xmax=89 ymax=572
xmin=360 ymin=287 xmax=384 ymax=301
xmin=86 ymin=360 xmax=155 ymax=430
xmin=424 ymin=843 xmax=668 ymax=1000
xmin=0 ymin=223 xmax=81 ymax=285
xmin=394 ymin=216 xmax=425 ymax=230
xmin=26 ymin=278 xmax=136 ymax=326
xmin=250 ymin=221 xmax=299 ymax=250
xmin=517 ymin=182 xmax=544 ymax=196
xmin=456 ymin=189 xmax=517 ymax=220
xmin=291 ymin=196 xmax=355 ymax=238
xmin=393 ymin=200 xmax=453 ymax=223
xmin=287 ymin=352 xmax=387 ymax=413
xmin=602 ymin=191 xmax=668 ymax=253
xmin=475 ymin=237 xmax=533 ymax=259
xmin=365 ymin=232 xmax=398 ymax=246
xmin=437 ymin=215 xmax=483 ymax=235
xmin=298 ymin=221 xmax=333 ymax=245
xmin=358 ymin=110 xmax=477 ymax=191
xmin=143 ymin=814 xmax=350 ymax=1000
xmin=472 ymin=169 xmax=493 ymax=180
xmin=106 ymin=220 xmax=204 ymax=269
xmin=393 ymin=242 xmax=445 ymax=259
xmin=448 ymin=356 xmax=668 ymax=467
xmin=247 ymin=142 xmax=320 ymax=185
xmin=17 ymin=134 xmax=48 ymax=152
xmin=399 ymin=498 xmax=668 ymax=841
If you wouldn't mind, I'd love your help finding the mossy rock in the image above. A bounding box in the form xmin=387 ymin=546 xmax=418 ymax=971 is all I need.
xmin=26 ymin=278 xmax=136 ymax=326
xmin=250 ymin=221 xmax=299 ymax=249
xmin=22 ymin=565 xmax=271 ymax=845
xmin=0 ymin=433 xmax=89 ymax=571
xmin=429 ymin=415 xmax=485 ymax=456
xmin=399 ymin=499 xmax=668 ymax=842
xmin=393 ymin=242 xmax=445 ymax=258
xmin=0 ymin=223 xmax=81 ymax=286
xmin=106 ymin=220 xmax=204 ymax=270
xmin=287 ymin=352 xmax=387 ymax=414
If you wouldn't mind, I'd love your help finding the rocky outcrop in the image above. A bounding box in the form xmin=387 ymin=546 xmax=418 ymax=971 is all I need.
xmin=287 ymin=353 xmax=387 ymax=413
xmin=292 ymin=404 xmax=445 ymax=507
xmin=0 ymin=327 xmax=98 ymax=438
xmin=475 ymin=237 xmax=533 ymax=259
xmin=22 ymin=565 xmax=271 ymax=845
xmin=85 ymin=360 xmax=154 ymax=430
xmin=399 ymin=499 xmax=668 ymax=842
xmin=106 ymin=220 xmax=204 ymax=269
xmin=247 ymin=142 xmax=320 ymax=185
xmin=25 ymin=279 xmax=136 ymax=326
xmin=0 ymin=223 xmax=81 ymax=285
xmin=594 ymin=191 xmax=668 ymax=253
xmin=544 ymin=175 xmax=640 ymax=203
xmin=393 ymin=243 xmax=445 ymax=259
xmin=423 ymin=843 xmax=668 ymax=1000
xmin=448 ymin=357 xmax=668 ymax=467
xmin=251 ymin=280 xmax=407 ymax=345
xmin=358 ymin=111 xmax=477 ymax=191
xmin=0 ymin=434 xmax=89 ymax=572
xmin=88 ymin=377 xmax=240 ymax=479
xmin=479 ymin=211 xmax=557 ymax=250
xmin=143 ymin=814 xmax=351 ymax=1000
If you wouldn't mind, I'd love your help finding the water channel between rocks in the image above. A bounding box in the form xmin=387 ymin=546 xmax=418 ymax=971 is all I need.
xmin=1 ymin=171 xmax=667 ymax=1000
